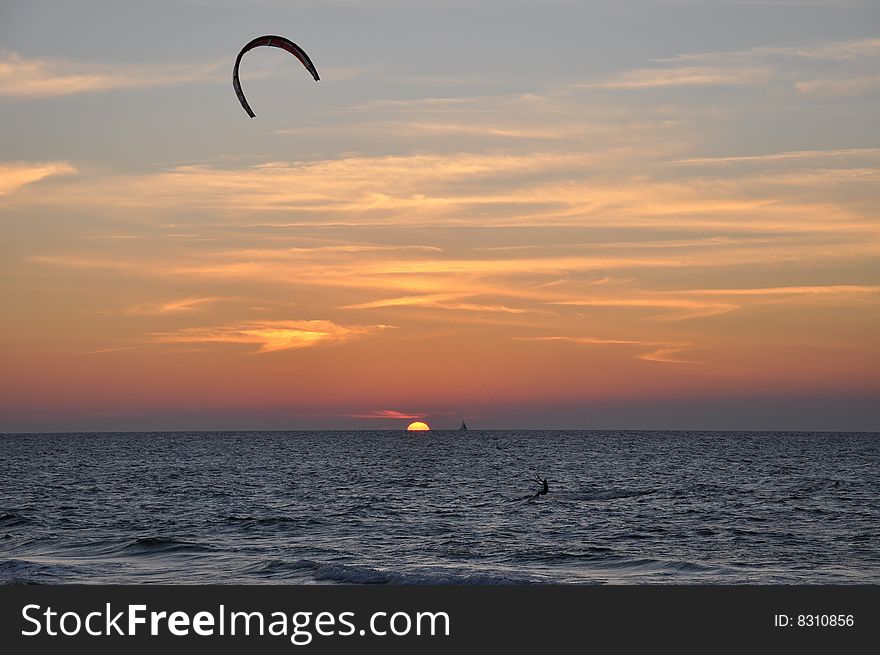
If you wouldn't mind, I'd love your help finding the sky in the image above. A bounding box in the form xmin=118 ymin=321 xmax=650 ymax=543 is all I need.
xmin=1 ymin=0 xmax=878 ymax=432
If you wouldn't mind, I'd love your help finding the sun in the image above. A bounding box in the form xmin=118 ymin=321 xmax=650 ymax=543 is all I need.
xmin=406 ymin=421 xmax=430 ymax=431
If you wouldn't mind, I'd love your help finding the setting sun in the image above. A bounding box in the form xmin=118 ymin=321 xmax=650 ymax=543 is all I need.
xmin=406 ymin=421 xmax=430 ymax=432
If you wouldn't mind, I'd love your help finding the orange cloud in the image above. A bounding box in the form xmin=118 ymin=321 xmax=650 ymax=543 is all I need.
xmin=0 ymin=161 xmax=75 ymax=196
xmin=124 ymin=297 xmax=228 ymax=316
xmin=514 ymin=335 xmax=699 ymax=365
xmin=150 ymin=320 xmax=394 ymax=353
xmin=551 ymin=286 xmax=880 ymax=321
xmin=344 ymin=409 xmax=424 ymax=420
xmin=551 ymin=297 xmax=739 ymax=320
xmin=515 ymin=336 xmax=647 ymax=346
xmin=670 ymin=147 xmax=880 ymax=166
xmin=0 ymin=52 xmax=221 ymax=98
xmin=637 ymin=346 xmax=698 ymax=365
xmin=587 ymin=66 xmax=773 ymax=89
xmin=343 ymin=293 xmax=543 ymax=314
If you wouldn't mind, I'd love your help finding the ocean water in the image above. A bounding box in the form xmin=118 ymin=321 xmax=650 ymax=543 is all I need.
xmin=1 ymin=430 xmax=877 ymax=584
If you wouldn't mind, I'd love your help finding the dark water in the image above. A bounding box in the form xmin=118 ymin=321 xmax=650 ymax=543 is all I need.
xmin=1 ymin=431 xmax=877 ymax=584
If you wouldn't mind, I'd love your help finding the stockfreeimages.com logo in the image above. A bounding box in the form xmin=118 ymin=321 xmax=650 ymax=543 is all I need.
xmin=22 ymin=603 xmax=451 ymax=645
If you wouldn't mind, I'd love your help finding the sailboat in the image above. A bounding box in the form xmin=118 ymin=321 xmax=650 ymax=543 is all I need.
xmin=459 ymin=420 xmax=468 ymax=430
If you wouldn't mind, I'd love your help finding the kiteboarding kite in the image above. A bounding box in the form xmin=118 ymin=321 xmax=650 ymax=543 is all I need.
xmin=232 ymin=35 xmax=320 ymax=118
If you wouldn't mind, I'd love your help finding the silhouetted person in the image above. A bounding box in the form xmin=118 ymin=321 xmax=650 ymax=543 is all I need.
xmin=533 ymin=475 xmax=549 ymax=498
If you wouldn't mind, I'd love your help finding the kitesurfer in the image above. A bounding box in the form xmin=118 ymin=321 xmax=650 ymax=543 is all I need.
xmin=533 ymin=475 xmax=549 ymax=498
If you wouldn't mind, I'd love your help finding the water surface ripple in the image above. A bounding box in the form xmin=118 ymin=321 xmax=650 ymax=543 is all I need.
xmin=1 ymin=431 xmax=877 ymax=584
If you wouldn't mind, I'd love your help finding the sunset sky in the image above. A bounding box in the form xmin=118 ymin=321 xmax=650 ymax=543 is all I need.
xmin=2 ymin=0 xmax=878 ymax=431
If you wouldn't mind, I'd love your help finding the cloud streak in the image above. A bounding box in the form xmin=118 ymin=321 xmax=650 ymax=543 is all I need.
xmin=794 ymin=75 xmax=880 ymax=98
xmin=0 ymin=51 xmax=222 ymax=99
xmin=150 ymin=320 xmax=394 ymax=353
xmin=669 ymin=147 xmax=880 ymax=166
xmin=124 ymin=297 xmax=228 ymax=316
xmin=10 ymin=149 xmax=875 ymax=245
xmin=584 ymin=66 xmax=772 ymax=89
xmin=344 ymin=409 xmax=425 ymax=420
xmin=584 ymin=37 xmax=880 ymax=94
xmin=515 ymin=335 xmax=699 ymax=365
xmin=0 ymin=161 xmax=76 ymax=196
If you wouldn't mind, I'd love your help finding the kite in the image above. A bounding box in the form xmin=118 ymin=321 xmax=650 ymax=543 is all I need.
xmin=232 ymin=35 xmax=320 ymax=118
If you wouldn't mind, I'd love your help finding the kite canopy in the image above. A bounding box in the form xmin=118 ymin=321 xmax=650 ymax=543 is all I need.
xmin=232 ymin=35 xmax=320 ymax=118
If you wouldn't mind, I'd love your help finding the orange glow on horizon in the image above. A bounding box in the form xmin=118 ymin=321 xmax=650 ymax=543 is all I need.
xmin=2 ymin=23 xmax=878 ymax=432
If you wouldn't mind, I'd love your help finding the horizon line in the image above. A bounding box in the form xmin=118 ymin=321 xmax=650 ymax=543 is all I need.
xmin=1 ymin=428 xmax=877 ymax=435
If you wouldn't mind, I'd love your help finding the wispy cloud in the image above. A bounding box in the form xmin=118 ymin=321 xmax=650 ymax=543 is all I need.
xmin=638 ymin=346 xmax=698 ymax=364
xmin=794 ymin=75 xmax=880 ymax=98
xmin=0 ymin=51 xmax=222 ymax=99
xmin=124 ymin=297 xmax=228 ymax=316
xmin=344 ymin=409 xmax=424 ymax=420
xmin=551 ymin=297 xmax=738 ymax=320
xmin=281 ymin=120 xmax=584 ymax=141
xmin=0 ymin=161 xmax=76 ymax=196
xmin=515 ymin=335 xmax=646 ymax=345
xmin=679 ymin=284 xmax=880 ymax=297
xmin=515 ymin=335 xmax=698 ymax=364
xmin=786 ymin=38 xmax=880 ymax=61
xmin=584 ymin=37 xmax=880 ymax=93
xmin=150 ymin=320 xmax=394 ymax=353
xmin=343 ymin=293 xmax=542 ymax=314
xmin=78 ymin=344 xmax=149 ymax=356
xmin=669 ymin=147 xmax=880 ymax=166
xmin=584 ymin=66 xmax=772 ymax=89
xmin=553 ymin=285 xmax=880 ymax=320
xmin=30 ymin=240 xmax=880 ymax=319
xmin=220 ymin=244 xmax=443 ymax=259
xmin=12 ymin=149 xmax=874 ymax=240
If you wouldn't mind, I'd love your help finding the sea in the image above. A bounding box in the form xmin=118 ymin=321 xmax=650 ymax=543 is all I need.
xmin=1 ymin=430 xmax=877 ymax=584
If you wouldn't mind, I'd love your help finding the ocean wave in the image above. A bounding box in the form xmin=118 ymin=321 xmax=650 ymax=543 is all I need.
xmin=552 ymin=488 xmax=656 ymax=501
xmin=223 ymin=515 xmax=324 ymax=528
xmin=119 ymin=537 xmax=218 ymax=556
xmin=508 ymin=546 xmax=616 ymax=564
xmin=0 ymin=558 xmax=83 ymax=584
xmin=249 ymin=559 xmax=543 ymax=585
xmin=590 ymin=555 xmax=729 ymax=575
xmin=0 ymin=512 xmax=32 ymax=528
